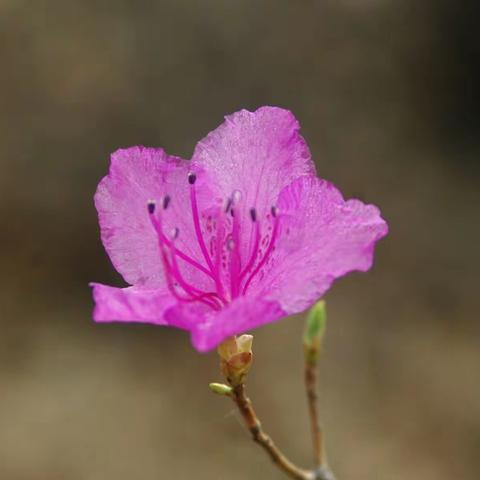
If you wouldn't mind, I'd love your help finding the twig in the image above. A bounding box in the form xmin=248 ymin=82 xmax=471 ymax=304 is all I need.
xmin=305 ymin=358 xmax=324 ymax=468
xmin=217 ymin=333 xmax=336 ymax=480
xmin=231 ymin=383 xmax=314 ymax=480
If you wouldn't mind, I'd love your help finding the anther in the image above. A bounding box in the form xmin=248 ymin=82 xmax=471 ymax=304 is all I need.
xmin=188 ymin=172 xmax=197 ymax=185
xmin=232 ymin=190 xmax=242 ymax=203
xmin=249 ymin=208 xmax=257 ymax=222
xmin=271 ymin=206 xmax=278 ymax=218
xmin=147 ymin=200 xmax=156 ymax=214
xmin=162 ymin=195 xmax=171 ymax=210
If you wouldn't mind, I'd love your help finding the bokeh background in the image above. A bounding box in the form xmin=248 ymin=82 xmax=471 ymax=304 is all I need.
xmin=1 ymin=1 xmax=479 ymax=479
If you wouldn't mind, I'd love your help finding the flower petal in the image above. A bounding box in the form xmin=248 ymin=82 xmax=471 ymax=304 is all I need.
xmin=255 ymin=176 xmax=388 ymax=312
xmin=164 ymin=295 xmax=286 ymax=352
xmin=95 ymin=146 xmax=213 ymax=288
xmin=91 ymin=283 xmax=175 ymax=324
xmin=192 ymin=106 xmax=315 ymax=219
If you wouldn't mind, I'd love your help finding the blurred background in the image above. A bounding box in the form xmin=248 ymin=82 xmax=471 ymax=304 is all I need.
xmin=1 ymin=1 xmax=479 ymax=479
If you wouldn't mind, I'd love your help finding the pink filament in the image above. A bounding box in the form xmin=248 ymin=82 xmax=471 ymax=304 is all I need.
xmin=229 ymin=209 xmax=242 ymax=299
xmin=189 ymin=183 xmax=224 ymax=295
xmin=239 ymin=220 xmax=261 ymax=280
xmin=168 ymin=239 xmax=224 ymax=309
xmin=213 ymin=213 xmax=227 ymax=300
xmin=162 ymin=235 xmax=214 ymax=279
xmin=242 ymin=215 xmax=279 ymax=295
xmin=149 ymin=211 xmax=221 ymax=310
xmin=148 ymin=178 xmax=281 ymax=308
xmin=189 ymin=183 xmax=215 ymax=273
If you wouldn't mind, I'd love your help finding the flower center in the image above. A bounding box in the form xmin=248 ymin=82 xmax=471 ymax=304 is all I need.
xmin=147 ymin=173 xmax=279 ymax=310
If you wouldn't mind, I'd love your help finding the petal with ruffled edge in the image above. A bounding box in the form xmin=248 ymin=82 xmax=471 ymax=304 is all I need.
xmin=252 ymin=176 xmax=388 ymax=313
xmin=95 ymin=146 xmax=214 ymax=289
xmin=164 ymin=295 xmax=286 ymax=352
xmin=91 ymin=283 xmax=176 ymax=325
xmin=192 ymin=107 xmax=315 ymax=265
xmin=193 ymin=107 xmax=314 ymax=215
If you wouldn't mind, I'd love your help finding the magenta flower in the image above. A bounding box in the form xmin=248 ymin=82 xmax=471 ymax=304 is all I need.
xmin=91 ymin=107 xmax=388 ymax=352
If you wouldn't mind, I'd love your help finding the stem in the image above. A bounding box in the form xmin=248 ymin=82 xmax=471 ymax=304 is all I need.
xmin=305 ymin=360 xmax=324 ymax=468
xmin=231 ymin=384 xmax=314 ymax=480
xmin=304 ymin=360 xmax=337 ymax=480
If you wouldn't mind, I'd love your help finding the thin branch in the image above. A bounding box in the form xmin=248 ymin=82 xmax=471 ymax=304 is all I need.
xmin=305 ymin=359 xmax=324 ymax=468
xmin=304 ymin=360 xmax=336 ymax=480
xmin=231 ymin=384 xmax=314 ymax=480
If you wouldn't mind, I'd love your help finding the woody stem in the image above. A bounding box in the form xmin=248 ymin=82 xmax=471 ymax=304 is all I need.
xmin=231 ymin=383 xmax=314 ymax=480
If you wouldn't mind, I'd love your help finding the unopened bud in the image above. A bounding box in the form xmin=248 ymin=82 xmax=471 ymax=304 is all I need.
xmin=303 ymin=300 xmax=327 ymax=364
xmin=208 ymin=382 xmax=233 ymax=396
xmin=218 ymin=335 xmax=253 ymax=386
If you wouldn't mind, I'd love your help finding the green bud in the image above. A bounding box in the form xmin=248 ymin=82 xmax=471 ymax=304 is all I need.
xmin=303 ymin=300 xmax=327 ymax=363
xmin=209 ymin=382 xmax=233 ymax=396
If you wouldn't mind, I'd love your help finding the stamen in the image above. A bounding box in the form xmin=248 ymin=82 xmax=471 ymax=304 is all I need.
xmin=242 ymin=209 xmax=280 ymax=295
xmin=162 ymin=195 xmax=171 ymax=210
xmin=213 ymin=211 xmax=227 ymax=300
xmin=167 ymin=235 xmax=222 ymax=310
xmin=229 ymin=208 xmax=242 ymax=299
xmin=188 ymin=174 xmax=217 ymax=276
xmin=239 ymin=215 xmax=261 ymax=280
xmin=147 ymin=200 xmax=156 ymax=214
xmin=148 ymin=204 xmax=221 ymax=310
xmin=225 ymin=197 xmax=233 ymax=213
xmin=188 ymin=172 xmax=197 ymax=184
xmin=232 ymin=190 xmax=242 ymax=203
xmin=148 ymin=211 xmax=189 ymax=303
xmin=148 ymin=201 xmax=214 ymax=279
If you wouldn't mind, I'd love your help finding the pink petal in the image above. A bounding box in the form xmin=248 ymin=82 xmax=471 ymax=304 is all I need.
xmin=164 ymin=295 xmax=286 ymax=352
xmin=94 ymin=146 xmax=213 ymax=289
xmin=91 ymin=283 xmax=175 ymax=325
xmin=255 ymin=176 xmax=388 ymax=313
xmin=192 ymin=106 xmax=315 ymax=219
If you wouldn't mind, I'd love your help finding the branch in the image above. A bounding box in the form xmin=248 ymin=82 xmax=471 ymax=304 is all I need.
xmin=214 ymin=333 xmax=336 ymax=480
xmin=305 ymin=359 xmax=324 ymax=468
xmin=303 ymin=300 xmax=336 ymax=480
xmin=231 ymin=383 xmax=314 ymax=480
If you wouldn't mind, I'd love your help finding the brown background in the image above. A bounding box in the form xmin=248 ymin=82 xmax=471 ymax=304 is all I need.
xmin=1 ymin=1 xmax=479 ymax=479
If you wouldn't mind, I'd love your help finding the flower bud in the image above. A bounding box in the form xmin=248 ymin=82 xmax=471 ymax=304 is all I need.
xmin=303 ymin=300 xmax=327 ymax=364
xmin=208 ymin=382 xmax=233 ymax=396
xmin=218 ymin=335 xmax=253 ymax=386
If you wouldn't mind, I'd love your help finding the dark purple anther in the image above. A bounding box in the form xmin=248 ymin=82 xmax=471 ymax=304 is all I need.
xmin=163 ymin=195 xmax=171 ymax=210
xmin=188 ymin=172 xmax=197 ymax=185
xmin=225 ymin=197 xmax=233 ymax=213
xmin=147 ymin=201 xmax=156 ymax=214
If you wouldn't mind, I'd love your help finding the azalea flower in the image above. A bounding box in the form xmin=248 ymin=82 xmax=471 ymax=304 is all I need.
xmin=91 ymin=107 xmax=388 ymax=352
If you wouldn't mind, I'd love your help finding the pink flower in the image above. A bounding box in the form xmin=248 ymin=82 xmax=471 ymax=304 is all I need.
xmin=91 ymin=107 xmax=388 ymax=352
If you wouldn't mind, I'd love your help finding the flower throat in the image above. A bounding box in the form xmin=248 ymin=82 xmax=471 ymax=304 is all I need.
xmin=147 ymin=172 xmax=279 ymax=311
